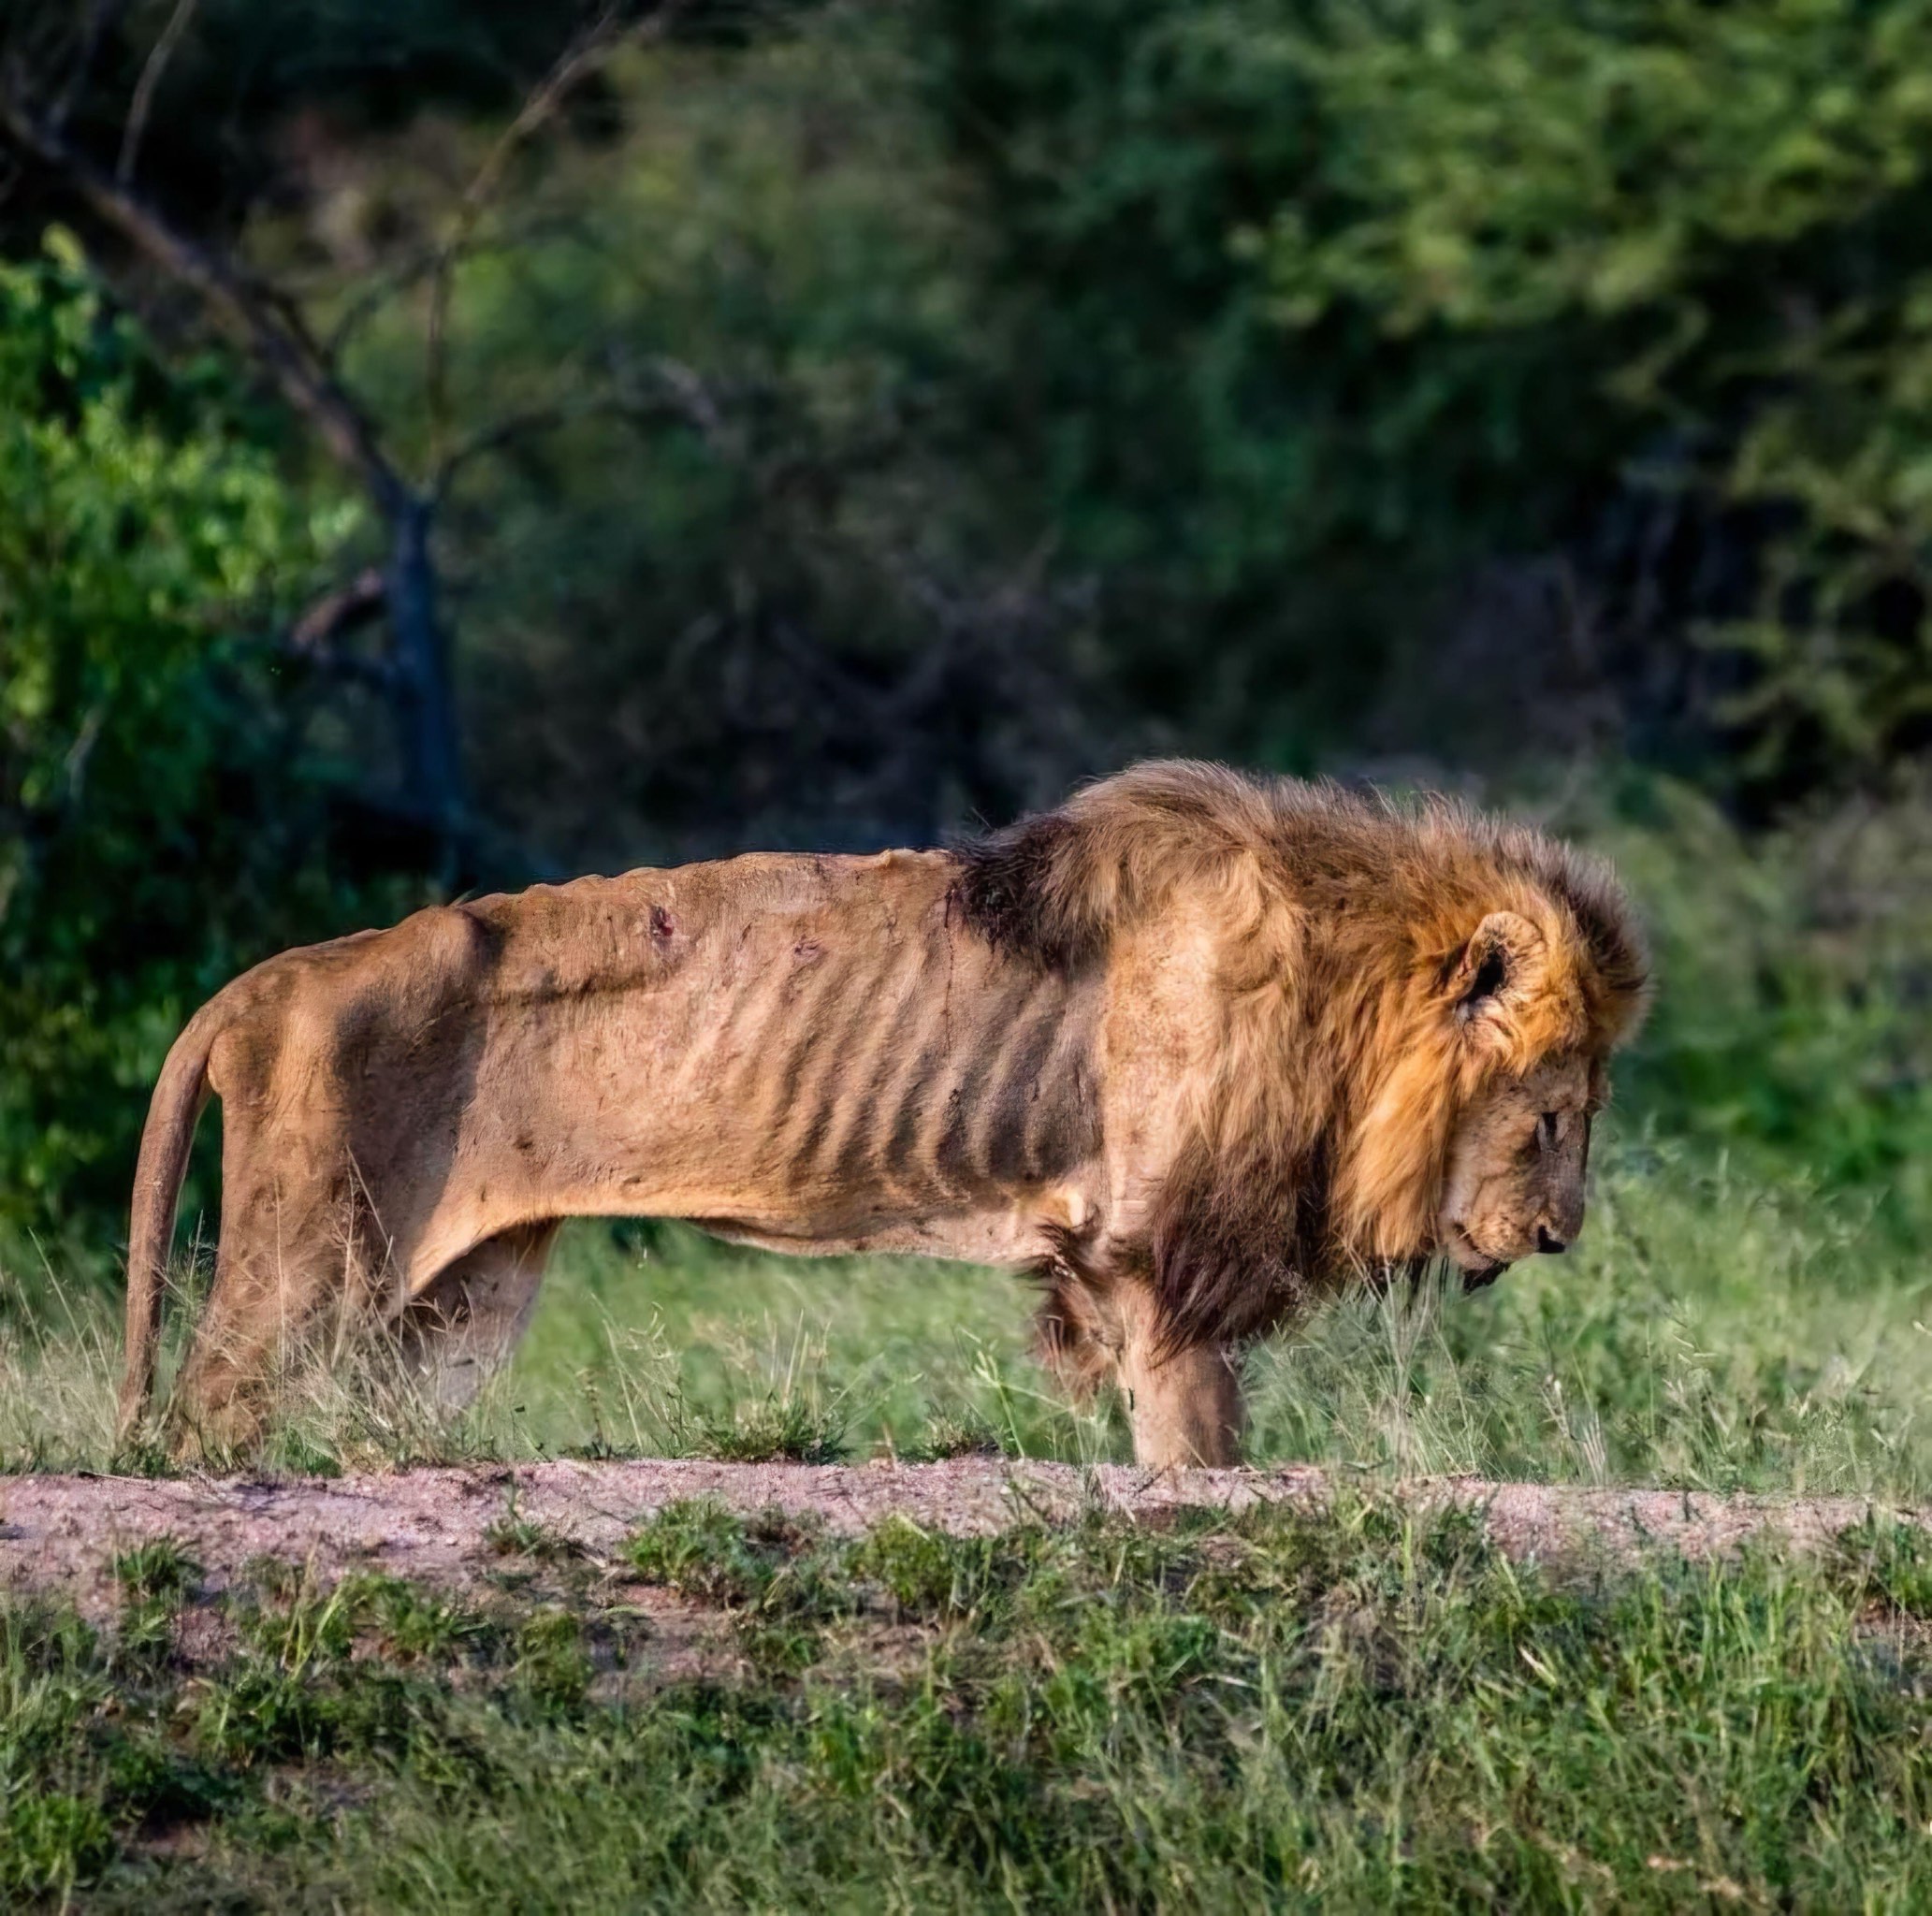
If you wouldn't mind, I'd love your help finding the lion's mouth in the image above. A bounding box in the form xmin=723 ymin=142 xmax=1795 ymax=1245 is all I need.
xmin=1442 ymin=1220 xmax=1508 ymax=1291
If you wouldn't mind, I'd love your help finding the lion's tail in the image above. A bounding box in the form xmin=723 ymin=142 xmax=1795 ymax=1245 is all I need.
xmin=118 ymin=1004 xmax=221 ymax=1442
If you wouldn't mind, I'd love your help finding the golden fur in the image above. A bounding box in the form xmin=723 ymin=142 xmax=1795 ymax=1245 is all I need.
xmin=123 ymin=760 xmax=1647 ymax=1467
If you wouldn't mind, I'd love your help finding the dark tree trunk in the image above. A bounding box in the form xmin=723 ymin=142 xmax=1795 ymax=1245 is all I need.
xmin=385 ymin=499 xmax=465 ymax=858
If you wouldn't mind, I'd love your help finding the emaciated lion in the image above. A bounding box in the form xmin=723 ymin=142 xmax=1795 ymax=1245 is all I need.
xmin=121 ymin=761 xmax=1648 ymax=1465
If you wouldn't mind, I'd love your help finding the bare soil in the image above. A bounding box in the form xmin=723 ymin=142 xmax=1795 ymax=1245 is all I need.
xmin=2 ymin=1458 xmax=1925 ymax=1618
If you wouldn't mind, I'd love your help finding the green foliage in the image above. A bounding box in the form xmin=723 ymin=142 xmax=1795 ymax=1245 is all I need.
xmin=898 ymin=1408 xmax=1008 ymax=1463
xmin=325 ymin=14 xmax=1074 ymax=857
xmin=625 ymin=1501 xmax=837 ymax=1616
xmin=931 ymin=0 xmax=1932 ymax=786
xmin=625 ymin=1498 xmax=783 ymax=1606
xmin=7 ymin=3 xmax=1932 ymax=1246
xmin=110 ymin=1536 xmax=200 ymax=1607
xmin=1253 ymin=0 xmax=1932 ymax=786
xmin=0 ymin=237 xmax=422 ymax=1244
xmin=513 ymin=1609 xmax=593 ymax=1713
xmin=357 ymin=1577 xmax=489 ymax=1665
xmin=1604 ymin=777 xmax=1932 ymax=1228
xmin=0 ymin=1787 xmax=115 ymax=1899
xmin=850 ymin=1516 xmax=1010 ymax=1620
xmin=485 ymin=1506 xmax=583 ymax=1565
xmin=1833 ymin=1516 xmax=1932 ymax=1619
xmin=686 ymin=1394 xmax=851 ymax=1466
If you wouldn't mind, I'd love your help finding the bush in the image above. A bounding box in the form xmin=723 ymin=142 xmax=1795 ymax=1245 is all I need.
xmin=0 ymin=235 xmax=423 ymax=1249
xmin=1599 ymin=776 xmax=1932 ymax=1234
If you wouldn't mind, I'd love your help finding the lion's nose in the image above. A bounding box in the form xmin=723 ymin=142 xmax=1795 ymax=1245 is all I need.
xmin=1535 ymin=1226 xmax=1568 ymax=1255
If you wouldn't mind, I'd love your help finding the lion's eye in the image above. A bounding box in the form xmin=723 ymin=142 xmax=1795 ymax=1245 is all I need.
xmin=1537 ymin=1111 xmax=1560 ymax=1148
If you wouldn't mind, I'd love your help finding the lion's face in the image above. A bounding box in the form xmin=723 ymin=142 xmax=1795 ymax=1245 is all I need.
xmin=1437 ymin=1052 xmax=1596 ymax=1284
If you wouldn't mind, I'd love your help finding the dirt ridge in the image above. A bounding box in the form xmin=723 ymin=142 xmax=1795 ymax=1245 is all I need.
xmin=2 ymin=1458 xmax=1925 ymax=1612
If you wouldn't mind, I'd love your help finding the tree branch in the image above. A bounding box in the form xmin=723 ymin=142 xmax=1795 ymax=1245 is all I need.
xmin=431 ymin=364 xmax=705 ymax=500
xmin=326 ymin=214 xmax=589 ymax=367
xmin=269 ymin=568 xmax=399 ymax=689
xmin=31 ymin=0 xmax=128 ymax=136
xmin=432 ymin=399 xmax=592 ymax=500
xmin=0 ymin=88 xmax=414 ymax=521
xmin=117 ymin=0 xmax=197 ymax=186
xmin=288 ymin=566 xmax=387 ymax=655
xmin=424 ymin=6 xmax=670 ymax=462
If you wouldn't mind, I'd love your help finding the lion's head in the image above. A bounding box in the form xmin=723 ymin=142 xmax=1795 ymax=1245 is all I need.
xmin=1439 ymin=1051 xmax=1596 ymax=1285
xmin=1424 ymin=901 xmax=1633 ymax=1286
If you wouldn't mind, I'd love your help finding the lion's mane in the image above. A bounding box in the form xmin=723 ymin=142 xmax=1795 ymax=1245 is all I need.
xmin=953 ymin=761 xmax=1649 ymax=1352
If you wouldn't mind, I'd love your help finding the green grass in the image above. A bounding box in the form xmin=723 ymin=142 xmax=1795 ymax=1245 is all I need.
xmin=4 ymin=1499 xmax=1931 ymax=1908
xmin=3 ymin=1133 xmax=1926 ymax=1501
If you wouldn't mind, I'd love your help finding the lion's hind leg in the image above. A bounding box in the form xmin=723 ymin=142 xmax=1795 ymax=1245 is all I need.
xmin=167 ymin=1167 xmax=370 ymax=1464
xmin=398 ymin=1223 xmax=559 ymax=1413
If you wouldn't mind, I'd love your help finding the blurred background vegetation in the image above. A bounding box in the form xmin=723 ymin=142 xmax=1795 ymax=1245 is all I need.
xmin=0 ymin=0 xmax=1926 ymax=1281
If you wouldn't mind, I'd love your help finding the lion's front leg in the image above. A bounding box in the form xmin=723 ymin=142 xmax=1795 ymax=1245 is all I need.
xmin=1113 ymin=1280 xmax=1244 ymax=1470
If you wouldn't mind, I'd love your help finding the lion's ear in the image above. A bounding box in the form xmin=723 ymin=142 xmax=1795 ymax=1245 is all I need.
xmin=1447 ymin=910 xmax=1548 ymax=1050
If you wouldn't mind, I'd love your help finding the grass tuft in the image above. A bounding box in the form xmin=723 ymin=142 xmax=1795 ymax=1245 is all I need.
xmin=688 ymin=1395 xmax=850 ymax=1465
xmin=897 ymin=1408 xmax=1009 ymax=1462
xmin=485 ymin=1501 xmax=583 ymax=1565
xmin=110 ymin=1536 xmax=200 ymax=1608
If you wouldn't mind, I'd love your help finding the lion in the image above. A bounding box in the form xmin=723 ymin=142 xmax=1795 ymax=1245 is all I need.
xmin=120 ymin=760 xmax=1648 ymax=1467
